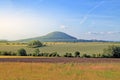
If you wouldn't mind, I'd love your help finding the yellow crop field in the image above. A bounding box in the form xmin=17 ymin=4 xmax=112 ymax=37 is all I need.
xmin=0 ymin=62 xmax=120 ymax=80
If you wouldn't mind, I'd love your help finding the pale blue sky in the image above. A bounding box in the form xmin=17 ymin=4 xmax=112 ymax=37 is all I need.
xmin=0 ymin=0 xmax=120 ymax=41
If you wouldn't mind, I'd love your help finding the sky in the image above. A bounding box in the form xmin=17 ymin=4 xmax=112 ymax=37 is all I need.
xmin=0 ymin=0 xmax=120 ymax=41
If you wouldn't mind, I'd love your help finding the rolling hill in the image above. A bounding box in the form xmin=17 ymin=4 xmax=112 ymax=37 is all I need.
xmin=18 ymin=31 xmax=78 ymax=42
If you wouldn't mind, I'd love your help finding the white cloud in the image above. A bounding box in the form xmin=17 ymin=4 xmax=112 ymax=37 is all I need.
xmin=107 ymin=31 xmax=120 ymax=34
xmin=60 ymin=25 xmax=68 ymax=29
xmin=85 ymin=31 xmax=120 ymax=35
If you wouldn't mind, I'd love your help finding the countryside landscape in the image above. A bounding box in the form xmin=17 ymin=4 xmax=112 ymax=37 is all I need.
xmin=0 ymin=0 xmax=120 ymax=80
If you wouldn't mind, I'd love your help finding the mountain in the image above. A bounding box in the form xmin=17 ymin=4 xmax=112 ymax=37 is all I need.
xmin=41 ymin=31 xmax=77 ymax=39
xmin=18 ymin=31 xmax=78 ymax=42
xmin=17 ymin=31 xmax=109 ymax=42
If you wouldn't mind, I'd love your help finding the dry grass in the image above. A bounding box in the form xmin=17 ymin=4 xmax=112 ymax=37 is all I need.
xmin=0 ymin=62 xmax=120 ymax=80
xmin=0 ymin=56 xmax=51 ymax=58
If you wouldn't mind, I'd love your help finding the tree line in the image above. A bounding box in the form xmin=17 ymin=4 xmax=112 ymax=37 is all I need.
xmin=0 ymin=45 xmax=120 ymax=58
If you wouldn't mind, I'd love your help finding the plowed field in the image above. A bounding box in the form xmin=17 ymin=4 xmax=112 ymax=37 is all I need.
xmin=0 ymin=58 xmax=120 ymax=63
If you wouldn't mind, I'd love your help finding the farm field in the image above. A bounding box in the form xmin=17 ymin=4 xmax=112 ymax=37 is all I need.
xmin=0 ymin=61 xmax=120 ymax=80
xmin=0 ymin=57 xmax=120 ymax=63
xmin=0 ymin=42 xmax=120 ymax=55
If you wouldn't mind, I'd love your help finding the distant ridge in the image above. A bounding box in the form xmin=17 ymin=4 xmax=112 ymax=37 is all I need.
xmin=17 ymin=31 xmax=78 ymax=42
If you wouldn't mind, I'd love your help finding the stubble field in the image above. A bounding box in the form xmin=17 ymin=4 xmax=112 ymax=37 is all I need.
xmin=0 ymin=61 xmax=120 ymax=80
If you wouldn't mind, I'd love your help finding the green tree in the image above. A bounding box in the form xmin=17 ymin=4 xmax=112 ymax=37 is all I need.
xmin=103 ymin=45 xmax=120 ymax=58
xmin=64 ymin=53 xmax=73 ymax=57
xmin=49 ymin=52 xmax=60 ymax=57
xmin=82 ymin=54 xmax=91 ymax=58
xmin=74 ymin=51 xmax=80 ymax=57
xmin=17 ymin=48 xmax=27 ymax=56
xmin=28 ymin=40 xmax=43 ymax=48
xmin=33 ymin=48 xmax=40 ymax=56
xmin=92 ymin=54 xmax=96 ymax=58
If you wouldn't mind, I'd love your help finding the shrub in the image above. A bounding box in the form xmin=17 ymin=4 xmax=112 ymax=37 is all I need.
xmin=0 ymin=51 xmax=17 ymax=56
xmin=0 ymin=51 xmax=1 ymax=55
xmin=49 ymin=52 xmax=60 ymax=57
xmin=28 ymin=40 xmax=43 ymax=48
xmin=101 ymin=53 xmax=111 ymax=58
xmin=64 ymin=53 xmax=73 ymax=57
xmin=74 ymin=51 xmax=80 ymax=57
xmin=6 ymin=43 xmax=10 ymax=45
xmin=1 ymin=51 xmax=12 ymax=56
xmin=82 ymin=54 xmax=91 ymax=58
xmin=17 ymin=48 xmax=27 ymax=56
xmin=103 ymin=45 xmax=120 ymax=58
xmin=27 ymin=53 xmax=32 ymax=56
xmin=33 ymin=48 xmax=40 ymax=56
xmin=11 ymin=52 xmax=17 ymax=56
xmin=92 ymin=54 xmax=96 ymax=58
xmin=96 ymin=54 xmax=101 ymax=58
xmin=41 ymin=53 xmax=49 ymax=57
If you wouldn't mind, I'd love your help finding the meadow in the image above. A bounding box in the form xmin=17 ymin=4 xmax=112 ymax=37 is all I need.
xmin=0 ymin=62 xmax=120 ymax=80
xmin=0 ymin=42 xmax=120 ymax=55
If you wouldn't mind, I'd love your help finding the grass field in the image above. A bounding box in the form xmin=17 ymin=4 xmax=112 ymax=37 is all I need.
xmin=0 ymin=62 xmax=120 ymax=80
xmin=0 ymin=42 xmax=120 ymax=55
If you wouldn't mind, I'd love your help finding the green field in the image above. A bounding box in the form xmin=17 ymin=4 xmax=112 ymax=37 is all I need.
xmin=0 ymin=42 xmax=120 ymax=55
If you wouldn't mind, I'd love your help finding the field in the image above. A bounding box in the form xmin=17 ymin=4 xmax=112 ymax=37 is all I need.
xmin=0 ymin=61 xmax=120 ymax=80
xmin=0 ymin=42 xmax=120 ymax=80
xmin=0 ymin=57 xmax=120 ymax=63
xmin=0 ymin=42 xmax=120 ymax=55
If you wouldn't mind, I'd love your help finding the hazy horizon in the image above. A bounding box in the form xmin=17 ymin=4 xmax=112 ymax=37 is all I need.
xmin=0 ymin=0 xmax=120 ymax=41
